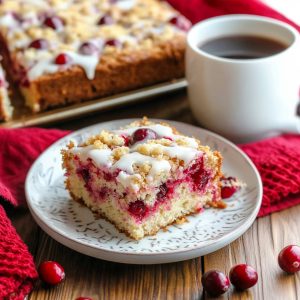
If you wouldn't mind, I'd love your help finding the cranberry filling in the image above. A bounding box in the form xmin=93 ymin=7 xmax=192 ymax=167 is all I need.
xmin=79 ymin=42 xmax=99 ymax=55
xmin=220 ymin=176 xmax=239 ymax=199
xmin=128 ymin=200 xmax=147 ymax=219
xmin=105 ymin=39 xmax=121 ymax=48
xmin=157 ymin=183 xmax=168 ymax=201
xmin=44 ymin=15 xmax=64 ymax=30
xmin=187 ymin=157 xmax=210 ymax=192
xmin=169 ymin=16 xmax=191 ymax=31
xmin=29 ymin=38 xmax=49 ymax=50
xmin=121 ymin=134 xmax=131 ymax=146
xmin=55 ymin=53 xmax=72 ymax=65
xmin=131 ymin=128 xmax=158 ymax=144
xmin=99 ymin=187 xmax=109 ymax=199
xmin=77 ymin=167 xmax=90 ymax=184
xmin=98 ymin=14 xmax=114 ymax=26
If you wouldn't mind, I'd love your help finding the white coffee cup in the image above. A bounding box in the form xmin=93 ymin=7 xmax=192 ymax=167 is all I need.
xmin=186 ymin=15 xmax=300 ymax=142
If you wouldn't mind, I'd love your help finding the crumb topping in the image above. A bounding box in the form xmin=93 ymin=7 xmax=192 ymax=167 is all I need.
xmin=64 ymin=118 xmax=221 ymax=192
xmin=0 ymin=0 xmax=191 ymax=81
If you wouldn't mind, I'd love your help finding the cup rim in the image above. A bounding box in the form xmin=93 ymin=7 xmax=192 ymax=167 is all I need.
xmin=187 ymin=14 xmax=300 ymax=63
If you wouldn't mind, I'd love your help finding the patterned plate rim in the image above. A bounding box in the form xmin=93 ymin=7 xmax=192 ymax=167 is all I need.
xmin=25 ymin=119 xmax=263 ymax=257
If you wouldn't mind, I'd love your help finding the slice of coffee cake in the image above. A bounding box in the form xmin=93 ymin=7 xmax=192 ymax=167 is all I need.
xmin=62 ymin=118 xmax=223 ymax=240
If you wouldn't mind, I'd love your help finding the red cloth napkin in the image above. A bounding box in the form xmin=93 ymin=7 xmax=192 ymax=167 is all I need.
xmin=168 ymin=0 xmax=300 ymax=30
xmin=240 ymin=134 xmax=300 ymax=216
xmin=0 ymin=128 xmax=69 ymax=299
xmin=0 ymin=0 xmax=299 ymax=298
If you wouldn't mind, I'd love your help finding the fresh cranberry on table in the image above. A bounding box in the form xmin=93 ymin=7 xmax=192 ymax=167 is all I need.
xmin=98 ymin=14 xmax=114 ymax=26
xmin=105 ymin=39 xmax=121 ymax=48
xmin=79 ymin=42 xmax=99 ymax=55
xmin=38 ymin=261 xmax=65 ymax=285
xmin=128 ymin=200 xmax=147 ymax=219
xmin=278 ymin=245 xmax=300 ymax=273
xmin=169 ymin=16 xmax=191 ymax=31
xmin=44 ymin=15 xmax=64 ymax=30
xmin=55 ymin=53 xmax=72 ymax=65
xmin=229 ymin=264 xmax=258 ymax=290
xmin=201 ymin=270 xmax=230 ymax=296
xmin=131 ymin=128 xmax=158 ymax=144
xmin=28 ymin=38 xmax=49 ymax=50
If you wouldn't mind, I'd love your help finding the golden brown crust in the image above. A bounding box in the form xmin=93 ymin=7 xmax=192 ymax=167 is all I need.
xmin=20 ymin=37 xmax=185 ymax=112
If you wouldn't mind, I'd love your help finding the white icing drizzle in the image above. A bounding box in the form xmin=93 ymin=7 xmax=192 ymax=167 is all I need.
xmin=112 ymin=152 xmax=171 ymax=176
xmin=116 ymin=0 xmax=136 ymax=11
xmin=70 ymin=124 xmax=201 ymax=191
xmin=88 ymin=148 xmax=113 ymax=167
xmin=133 ymin=144 xmax=200 ymax=166
xmin=71 ymin=146 xmax=113 ymax=167
xmin=27 ymin=51 xmax=99 ymax=80
xmin=65 ymin=51 xmax=99 ymax=80
xmin=27 ymin=59 xmax=60 ymax=80
xmin=117 ymin=171 xmax=141 ymax=192
xmin=115 ymin=124 xmax=199 ymax=148
xmin=115 ymin=124 xmax=173 ymax=137
xmin=0 ymin=14 xmax=19 ymax=28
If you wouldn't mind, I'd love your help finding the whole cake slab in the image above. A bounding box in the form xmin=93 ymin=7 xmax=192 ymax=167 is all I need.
xmin=0 ymin=0 xmax=190 ymax=113
xmin=62 ymin=118 xmax=224 ymax=240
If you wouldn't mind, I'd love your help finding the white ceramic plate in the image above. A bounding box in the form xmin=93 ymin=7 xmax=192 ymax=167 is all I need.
xmin=25 ymin=119 xmax=262 ymax=264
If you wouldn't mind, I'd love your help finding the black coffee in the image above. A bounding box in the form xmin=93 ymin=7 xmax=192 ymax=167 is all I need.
xmin=199 ymin=35 xmax=287 ymax=59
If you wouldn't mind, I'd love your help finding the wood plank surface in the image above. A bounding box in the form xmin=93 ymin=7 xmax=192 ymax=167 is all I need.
xmin=7 ymin=92 xmax=300 ymax=299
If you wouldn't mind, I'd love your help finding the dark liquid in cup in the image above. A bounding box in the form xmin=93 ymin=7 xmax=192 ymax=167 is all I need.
xmin=199 ymin=35 xmax=288 ymax=59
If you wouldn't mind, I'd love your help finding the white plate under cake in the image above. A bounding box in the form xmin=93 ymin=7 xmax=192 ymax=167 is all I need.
xmin=25 ymin=119 xmax=262 ymax=264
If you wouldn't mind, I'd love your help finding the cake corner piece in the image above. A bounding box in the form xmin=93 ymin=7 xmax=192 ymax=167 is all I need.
xmin=62 ymin=118 xmax=224 ymax=240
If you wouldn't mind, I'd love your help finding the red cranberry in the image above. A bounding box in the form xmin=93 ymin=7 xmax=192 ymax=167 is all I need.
xmin=98 ymin=14 xmax=114 ymax=25
xmin=99 ymin=187 xmax=108 ymax=199
xmin=221 ymin=176 xmax=239 ymax=199
xmin=55 ymin=53 xmax=72 ymax=65
xmin=221 ymin=186 xmax=238 ymax=199
xmin=278 ymin=245 xmax=300 ymax=273
xmin=229 ymin=264 xmax=258 ymax=290
xmin=79 ymin=42 xmax=99 ymax=55
xmin=201 ymin=270 xmax=230 ymax=297
xmin=157 ymin=183 xmax=168 ymax=201
xmin=44 ymin=16 xmax=64 ymax=30
xmin=128 ymin=200 xmax=147 ymax=219
xmin=75 ymin=298 xmax=93 ymax=300
xmin=105 ymin=39 xmax=121 ymax=48
xmin=38 ymin=261 xmax=65 ymax=285
xmin=121 ymin=134 xmax=131 ymax=146
xmin=78 ymin=168 xmax=90 ymax=183
xmin=169 ymin=16 xmax=191 ymax=31
xmin=131 ymin=128 xmax=158 ymax=144
xmin=28 ymin=38 xmax=49 ymax=50
xmin=12 ymin=12 xmax=22 ymax=23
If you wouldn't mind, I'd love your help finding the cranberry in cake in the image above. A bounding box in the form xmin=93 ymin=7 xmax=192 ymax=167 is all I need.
xmin=0 ymin=0 xmax=191 ymax=113
xmin=62 ymin=118 xmax=223 ymax=240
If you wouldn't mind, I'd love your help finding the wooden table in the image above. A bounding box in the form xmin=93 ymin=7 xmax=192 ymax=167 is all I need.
xmin=9 ymin=91 xmax=300 ymax=299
